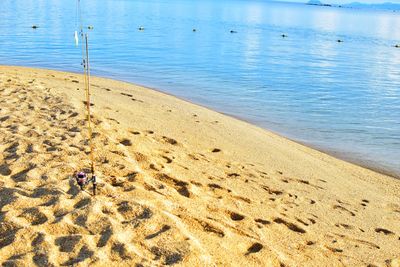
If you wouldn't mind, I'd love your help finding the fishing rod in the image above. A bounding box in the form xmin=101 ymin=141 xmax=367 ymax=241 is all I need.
xmin=74 ymin=0 xmax=97 ymax=196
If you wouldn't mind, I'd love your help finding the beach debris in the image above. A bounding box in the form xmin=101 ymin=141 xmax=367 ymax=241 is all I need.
xmin=138 ymin=26 xmax=145 ymax=31
xmin=88 ymin=25 xmax=94 ymax=30
xmin=230 ymin=30 xmax=237 ymax=33
xmin=281 ymin=34 xmax=288 ymax=38
xmin=32 ymin=25 xmax=39 ymax=29
xmin=337 ymin=39 xmax=343 ymax=43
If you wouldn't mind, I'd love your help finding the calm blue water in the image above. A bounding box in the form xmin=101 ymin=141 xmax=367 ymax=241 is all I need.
xmin=1 ymin=0 xmax=399 ymax=176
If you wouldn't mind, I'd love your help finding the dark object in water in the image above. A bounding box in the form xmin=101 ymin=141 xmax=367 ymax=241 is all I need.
xmin=337 ymin=39 xmax=343 ymax=43
xmin=281 ymin=34 xmax=288 ymax=38
xmin=394 ymin=44 xmax=400 ymax=48
xmin=138 ymin=26 xmax=145 ymax=31
xmin=32 ymin=25 xmax=38 ymax=29
xmin=88 ymin=25 xmax=94 ymax=30
xmin=230 ymin=30 xmax=237 ymax=33
xmin=192 ymin=28 xmax=196 ymax=32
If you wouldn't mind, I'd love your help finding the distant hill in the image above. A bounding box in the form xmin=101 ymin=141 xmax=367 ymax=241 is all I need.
xmin=306 ymin=0 xmax=400 ymax=10
xmin=344 ymin=2 xmax=400 ymax=10
xmin=306 ymin=0 xmax=332 ymax=6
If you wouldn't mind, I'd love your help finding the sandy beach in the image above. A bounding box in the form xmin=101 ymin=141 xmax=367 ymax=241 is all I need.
xmin=0 ymin=65 xmax=399 ymax=266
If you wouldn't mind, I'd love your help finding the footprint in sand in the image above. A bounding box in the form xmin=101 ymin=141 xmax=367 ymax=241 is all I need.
xmin=116 ymin=201 xmax=153 ymax=227
xmin=0 ymin=163 xmax=12 ymax=176
xmin=111 ymin=150 xmax=126 ymax=157
xmin=154 ymin=173 xmax=191 ymax=198
xmin=62 ymin=245 xmax=94 ymax=266
xmin=110 ymin=176 xmax=125 ymax=187
xmin=0 ymin=222 xmax=20 ymax=250
xmin=150 ymin=246 xmax=185 ymax=265
xmin=55 ymin=235 xmax=82 ymax=252
xmin=227 ymin=211 xmax=245 ymax=221
xmin=33 ymin=252 xmax=51 ymax=266
xmin=149 ymin=163 xmax=164 ymax=171
xmin=31 ymin=232 xmax=52 ymax=265
xmin=130 ymin=131 xmax=141 ymax=135
xmin=107 ymin=117 xmax=120 ymax=124
xmin=4 ymin=142 xmax=19 ymax=160
xmin=73 ymin=198 xmax=91 ymax=209
xmin=11 ymin=164 xmax=36 ymax=182
xmin=120 ymin=92 xmax=133 ymax=97
xmin=133 ymin=152 xmax=148 ymax=162
xmin=262 ymin=185 xmax=283 ymax=196
xmin=162 ymin=136 xmax=178 ymax=145
xmin=245 ymin=243 xmax=263 ymax=255
xmin=112 ymin=242 xmax=132 ymax=260
xmin=361 ymin=199 xmax=369 ymax=207
xmin=82 ymin=101 xmax=94 ymax=108
xmin=20 ymin=208 xmax=48 ymax=225
xmin=32 ymin=232 xmax=46 ymax=247
xmin=308 ymin=218 xmax=317 ymax=225
xmin=295 ymin=218 xmax=312 ymax=227
xmin=119 ymin=139 xmax=132 ymax=146
xmin=306 ymin=241 xmax=316 ymax=246
xmin=232 ymin=195 xmax=252 ymax=204
xmin=255 ymin=218 xmax=271 ymax=225
xmin=161 ymin=155 xmax=173 ymax=164
xmin=333 ymin=205 xmax=356 ymax=217
xmin=0 ymin=115 xmax=10 ymax=122
xmin=97 ymin=226 xmax=113 ymax=248
xmin=74 ymin=214 xmax=88 ymax=227
xmin=124 ymin=172 xmax=138 ymax=182
xmin=335 ymin=223 xmax=353 ymax=230
xmin=194 ymin=218 xmax=225 ymax=237
xmin=145 ymin=225 xmax=171 ymax=240
xmin=188 ymin=154 xmax=199 ymax=161
xmin=208 ymin=183 xmax=224 ymax=190
xmin=375 ymin=228 xmax=395 ymax=235
xmin=227 ymin=173 xmax=240 ymax=178
xmin=325 ymin=246 xmax=343 ymax=253
xmin=273 ymin=218 xmax=306 ymax=234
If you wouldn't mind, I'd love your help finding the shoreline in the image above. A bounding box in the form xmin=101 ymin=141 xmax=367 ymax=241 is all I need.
xmin=128 ymin=88 xmax=400 ymax=180
xmin=216 ymin=112 xmax=400 ymax=180
xmin=35 ymin=65 xmax=400 ymax=180
xmin=1 ymin=65 xmax=399 ymax=265
xmin=307 ymin=144 xmax=400 ymax=180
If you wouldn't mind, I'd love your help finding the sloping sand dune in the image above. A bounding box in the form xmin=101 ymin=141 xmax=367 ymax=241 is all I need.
xmin=0 ymin=66 xmax=399 ymax=266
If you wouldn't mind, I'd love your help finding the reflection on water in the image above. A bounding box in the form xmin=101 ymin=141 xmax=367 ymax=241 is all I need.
xmin=0 ymin=0 xmax=399 ymax=175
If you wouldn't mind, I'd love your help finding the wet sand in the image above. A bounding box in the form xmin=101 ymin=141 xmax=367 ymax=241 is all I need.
xmin=0 ymin=66 xmax=399 ymax=266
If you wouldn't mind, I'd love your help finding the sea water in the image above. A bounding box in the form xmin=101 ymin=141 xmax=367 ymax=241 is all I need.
xmin=1 ymin=0 xmax=399 ymax=176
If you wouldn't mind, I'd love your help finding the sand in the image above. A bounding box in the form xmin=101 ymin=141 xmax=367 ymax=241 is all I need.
xmin=0 ymin=65 xmax=399 ymax=266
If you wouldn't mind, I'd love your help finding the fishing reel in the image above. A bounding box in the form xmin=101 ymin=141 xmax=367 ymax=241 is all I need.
xmin=75 ymin=171 xmax=97 ymax=195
